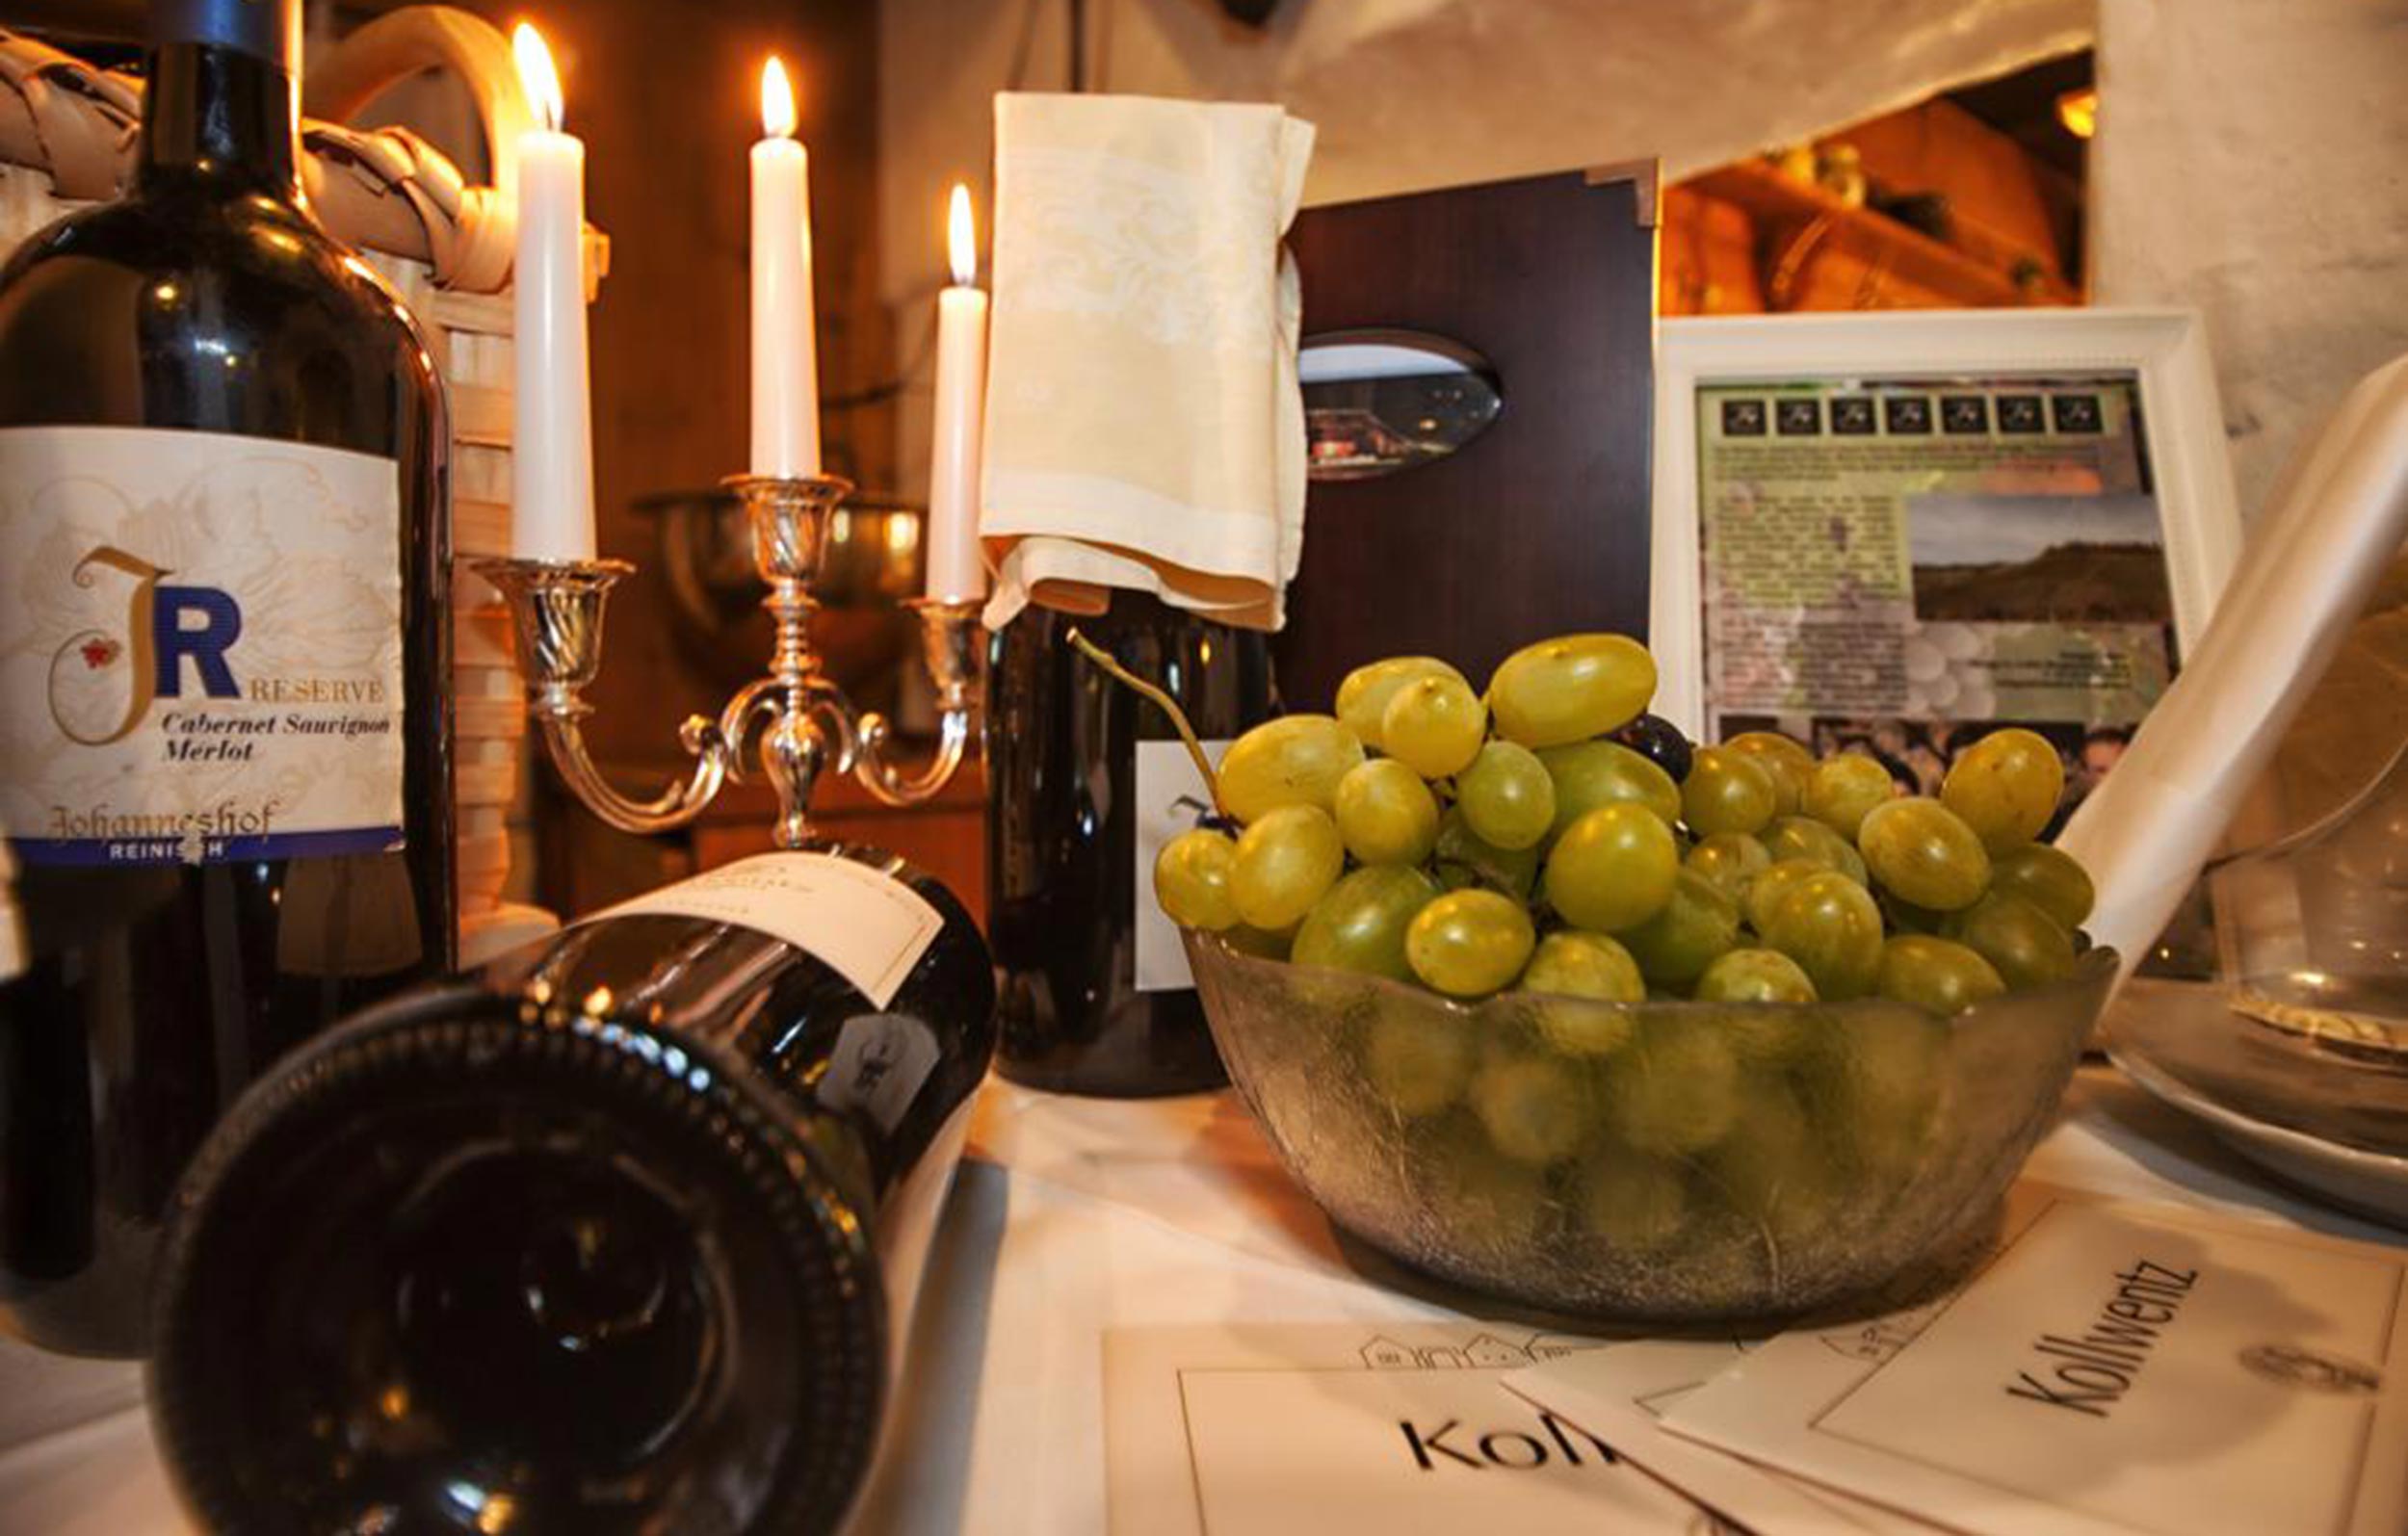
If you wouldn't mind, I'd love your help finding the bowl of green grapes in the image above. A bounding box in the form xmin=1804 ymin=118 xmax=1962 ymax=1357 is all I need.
xmin=1144 ymin=634 xmax=2117 ymax=1323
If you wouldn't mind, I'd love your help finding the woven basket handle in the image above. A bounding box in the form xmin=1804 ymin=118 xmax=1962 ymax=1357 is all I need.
xmin=303 ymin=5 xmax=533 ymax=294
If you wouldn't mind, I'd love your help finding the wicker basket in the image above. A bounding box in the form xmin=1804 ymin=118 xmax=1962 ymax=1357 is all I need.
xmin=0 ymin=9 xmax=587 ymax=958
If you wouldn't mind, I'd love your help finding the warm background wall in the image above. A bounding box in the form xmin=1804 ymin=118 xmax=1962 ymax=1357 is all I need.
xmin=2087 ymin=0 xmax=2408 ymax=821
xmin=2092 ymin=0 xmax=2408 ymax=520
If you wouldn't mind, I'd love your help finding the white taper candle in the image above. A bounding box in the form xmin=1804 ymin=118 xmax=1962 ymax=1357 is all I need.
xmin=509 ymin=23 xmax=596 ymax=562
xmin=750 ymin=58 xmax=821 ymax=480
xmin=926 ymin=184 xmax=988 ymax=601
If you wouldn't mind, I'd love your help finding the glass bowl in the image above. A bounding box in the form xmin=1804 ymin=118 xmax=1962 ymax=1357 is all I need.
xmin=1184 ymin=931 xmax=2119 ymax=1323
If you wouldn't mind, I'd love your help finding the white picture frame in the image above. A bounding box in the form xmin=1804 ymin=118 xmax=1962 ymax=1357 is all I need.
xmin=1649 ymin=308 xmax=2242 ymax=738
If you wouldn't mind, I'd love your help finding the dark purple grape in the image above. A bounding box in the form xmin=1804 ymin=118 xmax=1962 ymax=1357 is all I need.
xmin=1612 ymin=714 xmax=1693 ymax=784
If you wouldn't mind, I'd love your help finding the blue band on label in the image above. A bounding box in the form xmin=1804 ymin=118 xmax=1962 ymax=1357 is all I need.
xmin=10 ymin=826 xmax=403 ymax=868
xmin=151 ymin=0 xmax=298 ymax=66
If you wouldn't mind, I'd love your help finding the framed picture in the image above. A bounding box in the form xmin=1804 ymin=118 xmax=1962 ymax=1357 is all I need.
xmin=1651 ymin=308 xmax=2242 ymax=826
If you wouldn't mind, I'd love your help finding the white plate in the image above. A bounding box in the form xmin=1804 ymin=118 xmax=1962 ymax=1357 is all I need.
xmin=2110 ymin=1043 xmax=2408 ymax=1229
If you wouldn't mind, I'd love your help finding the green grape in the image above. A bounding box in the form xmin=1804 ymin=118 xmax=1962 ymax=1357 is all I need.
xmin=1471 ymin=1051 xmax=1593 ymax=1165
xmin=1520 ymin=930 xmax=1646 ymax=1003
xmin=1538 ymin=740 xmax=1682 ymax=831
xmin=1605 ymin=1017 xmax=1741 ymax=1155
xmin=1990 ymin=843 xmax=2095 ymax=930
xmin=1712 ymin=1075 xmax=1853 ymax=1249
xmin=1574 ymin=1144 xmax=1692 ymax=1253
xmin=1941 ymin=727 xmax=2066 ymax=853
xmin=1618 ymin=869 xmax=1740 ymax=985
xmin=1693 ymin=947 xmax=1818 ymax=1003
xmin=1217 ymin=714 xmax=1366 ymax=822
xmin=1759 ymin=870 xmax=1884 ymax=1000
xmin=1336 ymin=655 xmax=1466 ymax=750
xmin=1742 ymin=857 xmax=1828 ymax=935
xmin=1857 ymin=796 xmax=1992 ymax=911
xmin=1404 ymin=888 xmax=1537 ymax=998
xmin=1457 ymin=740 xmax=1557 ymax=850
xmin=1682 ymin=745 xmax=1778 ymax=837
xmin=1803 ymin=751 xmax=1896 ymax=839
xmin=1521 ymin=935 xmax=1643 ymax=1059
xmin=1293 ymin=865 xmax=1442 ymax=981
xmin=1724 ymin=731 xmax=1812 ymax=816
xmin=1487 ymin=633 xmax=1657 ymax=748
xmin=1810 ymin=1007 xmax=1945 ymax=1183
xmin=1686 ymin=832 xmax=1771 ymax=902
xmin=1222 ymin=923 xmax=1296 ymax=961
xmin=1153 ymin=827 xmax=1241 ymax=930
xmin=1531 ymin=1002 xmax=1637 ymax=1059
xmin=1833 ymin=841 xmax=1871 ymax=886
xmin=1875 ymin=934 xmax=2006 ymax=1016
xmin=1544 ymin=803 xmax=1680 ymax=932
xmin=1364 ymin=1012 xmax=1476 ymax=1117
xmin=1702 ymin=1079 xmax=1815 ymax=1219
xmin=1433 ymin=806 xmax=1543 ymax=899
xmin=1381 ymin=673 xmax=1489 ymax=778
xmin=1230 ymin=804 xmax=1346 ymax=930
xmin=1333 ymin=758 xmax=1441 ymax=866
xmin=1716 ymin=1000 xmax=1817 ymax=1069
xmin=1945 ymin=892 xmax=2077 ymax=990
xmin=1879 ymin=891 xmax=1950 ymax=934
xmin=1418 ymin=1111 xmax=1551 ymax=1240
xmin=1764 ymin=815 xmax=1866 ymax=882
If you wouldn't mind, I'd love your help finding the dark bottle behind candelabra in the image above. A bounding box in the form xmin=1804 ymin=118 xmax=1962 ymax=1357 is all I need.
xmin=985 ymin=589 xmax=1275 ymax=1095
xmin=0 ymin=0 xmax=453 ymax=1356
xmin=148 ymin=846 xmax=995 ymax=1536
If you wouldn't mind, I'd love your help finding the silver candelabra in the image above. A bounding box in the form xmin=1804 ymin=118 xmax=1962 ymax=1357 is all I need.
xmin=476 ymin=475 xmax=982 ymax=848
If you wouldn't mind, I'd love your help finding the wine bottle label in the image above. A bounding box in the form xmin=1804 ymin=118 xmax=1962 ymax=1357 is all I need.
xmin=1133 ymin=738 xmax=1234 ymax=992
xmin=0 ymin=427 xmax=406 ymax=868
xmin=600 ymin=852 xmax=945 ymax=1009
xmin=818 ymin=1013 xmax=942 ymax=1132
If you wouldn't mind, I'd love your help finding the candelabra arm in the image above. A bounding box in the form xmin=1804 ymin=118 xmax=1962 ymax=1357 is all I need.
xmin=855 ymin=707 xmax=972 ymax=807
xmin=475 ymin=556 xmax=739 ymax=837
xmin=851 ymin=597 xmax=984 ymax=808
xmin=535 ymin=709 xmax=734 ymax=835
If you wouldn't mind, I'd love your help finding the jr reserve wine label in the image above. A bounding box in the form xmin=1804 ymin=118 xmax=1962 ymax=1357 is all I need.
xmin=0 ymin=425 xmax=406 ymax=867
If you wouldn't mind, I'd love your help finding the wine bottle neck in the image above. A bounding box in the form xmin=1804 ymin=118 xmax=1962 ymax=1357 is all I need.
xmin=139 ymin=1 xmax=303 ymax=198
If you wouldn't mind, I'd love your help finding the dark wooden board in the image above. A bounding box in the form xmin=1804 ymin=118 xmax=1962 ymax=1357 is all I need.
xmin=1280 ymin=167 xmax=1658 ymax=709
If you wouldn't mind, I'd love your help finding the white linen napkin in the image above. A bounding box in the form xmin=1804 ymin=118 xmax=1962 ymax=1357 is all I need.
xmin=978 ymin=91 xmax=1317 ymax=632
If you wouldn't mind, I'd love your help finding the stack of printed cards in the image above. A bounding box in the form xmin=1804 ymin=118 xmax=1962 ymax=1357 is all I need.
xmin=1104 ymin=1185 xmax=2408 ymax=1534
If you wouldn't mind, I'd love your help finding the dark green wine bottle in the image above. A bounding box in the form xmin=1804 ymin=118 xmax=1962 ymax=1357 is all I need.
xmin=0 ymin=0 xmax=454 ymax=1357
xmin=150 ymin=846 xmax=997 ymax=1535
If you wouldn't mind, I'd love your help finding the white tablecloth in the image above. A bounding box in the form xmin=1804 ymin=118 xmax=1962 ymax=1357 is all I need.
xmin=3 ymin=1067 xmax=2398 ymax=1536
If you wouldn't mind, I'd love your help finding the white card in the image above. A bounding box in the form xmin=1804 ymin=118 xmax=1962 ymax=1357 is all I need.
xmin=1103 ymin=1323 xmax=1712 ymax=1535
xmin=1503 ymin=1340 xmax=1943 ymax=1535
xmin=1663 ymin=1193 xmax=2408 ymax=1536
xmin=593 ymin=850 xmax=941 ymax=1008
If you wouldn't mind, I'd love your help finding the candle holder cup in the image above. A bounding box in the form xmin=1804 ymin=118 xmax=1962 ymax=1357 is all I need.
xmin=476 ymin=474 xmax=982 ymax=847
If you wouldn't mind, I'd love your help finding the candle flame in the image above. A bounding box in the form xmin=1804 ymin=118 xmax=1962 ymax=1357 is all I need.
xmin=948 ymin=183 xmax=977 ymax=287
xmin=2056 ymin=86 xmax=2097 ymax=141
xmin=513 ymin=23 xmax=563 ymax=133
xmin=761 ymin=58 xmax=798 ymax=140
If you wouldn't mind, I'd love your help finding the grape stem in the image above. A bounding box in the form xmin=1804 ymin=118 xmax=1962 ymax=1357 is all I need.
xmin=1064 ymin=628 xmax=1228 ymax=819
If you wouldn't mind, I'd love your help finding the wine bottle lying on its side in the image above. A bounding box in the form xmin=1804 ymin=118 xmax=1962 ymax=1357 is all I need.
xmin=146 ymin=846 xmax=996 ymax=1536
